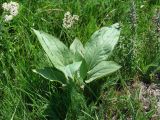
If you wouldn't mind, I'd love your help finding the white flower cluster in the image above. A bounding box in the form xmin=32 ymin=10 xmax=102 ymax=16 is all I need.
xmin=2 ymin=1 xmax=19 ymax=22
xmin=62 ymin=11 xmax=79 ymax=29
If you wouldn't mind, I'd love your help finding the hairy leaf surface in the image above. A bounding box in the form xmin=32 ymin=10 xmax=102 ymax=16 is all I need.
xmin=70 ymin=38 xmax=84 ymax=61
xmin=59 ymin=61 xmax=82 ymax=80
xmin=84 ymin=23 xmax=120 ymax=71
xmin=33 ymin=67 xmax=66 ymax=84
xmin=86 ymin=61 xmax=121 ymax=83
xmin=32 ymin=29 xmax=72 ymax=69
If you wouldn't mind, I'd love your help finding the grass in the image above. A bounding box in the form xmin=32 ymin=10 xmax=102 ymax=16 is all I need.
xmin=0 ymin=0 xmax=160 ymax=119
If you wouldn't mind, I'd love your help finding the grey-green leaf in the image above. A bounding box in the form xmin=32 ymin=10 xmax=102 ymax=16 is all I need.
xmin=84 ymin=23 xmax=120 ymax=71
xmin=59 ymin=61 xmax=82 ymax=80
xmin=33 ymin=67 xmax=66 ymax=84
xmin=32 ymin=29 xmax=72 ymax=69
xmin=85 ymin=61 xmax=121 ymax=83
xmin=70 ymin=38 xmax=84 ymax=61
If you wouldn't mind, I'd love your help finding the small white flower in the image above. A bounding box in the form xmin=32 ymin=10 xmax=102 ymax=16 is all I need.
xmin=62 ymin=11 xmax=79 ymax=29
xmin=64 ymin=11 xmax=71 ymax=17
xmin=10 ymin=9 xmax=19 ymax=16
xmin=2 ymin=1 xmax=19 ymax=22
xmin=2 ymin=1 xmax=19 ymax=16
xmin=72 ymin=15 xmax=79 ymax=21
xmin=8 ymin=1 xmax=19 ymax=16
xmin=9 ymin=1 xmax=19 ymax=8
xmin=4 ymin=15 xmax=13 ymax=22
xmin=2 ymin=2 xmax=10 ymax=11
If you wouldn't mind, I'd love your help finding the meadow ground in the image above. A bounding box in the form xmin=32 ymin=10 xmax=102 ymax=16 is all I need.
xmin=0 ymin=0 xmax=160 ymax=120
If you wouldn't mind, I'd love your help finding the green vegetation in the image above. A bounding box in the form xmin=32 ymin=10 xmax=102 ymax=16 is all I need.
xmin=0 ymin=0 xmax=160 ymax=120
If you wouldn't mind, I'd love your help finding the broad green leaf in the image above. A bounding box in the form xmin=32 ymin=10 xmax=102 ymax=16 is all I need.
xmin=70 ymin=38 xmax=84 ymax=61
xmin=84 ymin=23 xmax=120 ymax=71
xmin=32 ymin=29 xmax=72 ymax=69
xmin=85 ymin=61 xmax=121 ymax=83
xmin=32 ymin=67 xmax=66 ymax=84
xmin=79 ymin=59 xmax=88 ymax=80
xmin=59 ymin=61 xmax=82 ymax=80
